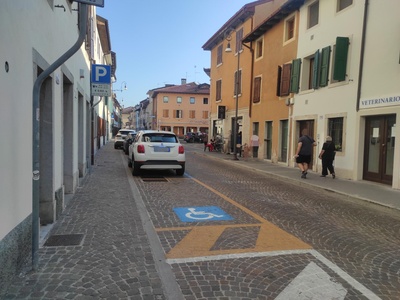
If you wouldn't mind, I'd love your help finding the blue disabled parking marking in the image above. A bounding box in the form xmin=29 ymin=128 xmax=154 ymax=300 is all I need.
xmin=173 ymin=206 xmax=233 ymax=222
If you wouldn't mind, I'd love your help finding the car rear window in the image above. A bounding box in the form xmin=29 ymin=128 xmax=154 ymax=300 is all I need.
xmin=119 ymin=130 xmax=133 ymax=135
xmin=143 ymin=134 xmax=177 ymax=143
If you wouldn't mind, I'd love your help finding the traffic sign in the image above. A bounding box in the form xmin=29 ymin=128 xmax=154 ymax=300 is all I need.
xmin=91 ymin=64 xmax=111 ymax=97
xmin=74 ymin=0 xmax=104 ymax=7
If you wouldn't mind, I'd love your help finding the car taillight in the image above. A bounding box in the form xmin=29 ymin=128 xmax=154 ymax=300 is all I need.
xmin=178 ymin=145 xmax=184 ymax=154
xmin=137 ymin=144 xmax=145 ymax=153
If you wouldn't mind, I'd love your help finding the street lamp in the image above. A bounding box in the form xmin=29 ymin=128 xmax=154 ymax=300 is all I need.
xmin=225 ymin=38 xmax=240 ymax=160
xmin=113 ymin=81 xmax=128 ymax=92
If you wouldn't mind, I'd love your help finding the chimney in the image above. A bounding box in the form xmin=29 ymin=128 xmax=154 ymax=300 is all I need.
xmin=181 ymin=78 xmax=187 ymax=85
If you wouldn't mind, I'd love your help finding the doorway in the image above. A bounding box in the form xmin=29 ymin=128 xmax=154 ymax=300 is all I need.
xmin=363 ymin=115 xmax=396 ymax=185
xmin=297 ymin=120 xmax=315 ymax=169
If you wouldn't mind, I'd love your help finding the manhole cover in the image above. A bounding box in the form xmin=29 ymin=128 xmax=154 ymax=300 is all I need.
xmin=44 ymin=234 xmax=84 ymax=247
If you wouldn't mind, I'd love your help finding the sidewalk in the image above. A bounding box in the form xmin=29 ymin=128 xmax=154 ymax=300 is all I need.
xmin=196 ymin=149 xmax=400 ymax=212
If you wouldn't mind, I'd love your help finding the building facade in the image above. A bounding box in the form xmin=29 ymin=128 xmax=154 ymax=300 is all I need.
xmin=0 ymin=1 xmax=115 ymax=293
xmin=149 ymin=80 xmax=210 ymax=138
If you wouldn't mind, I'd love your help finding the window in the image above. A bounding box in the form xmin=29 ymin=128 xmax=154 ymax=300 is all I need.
xmin=217 ymin=44 xmax=223 ymax=65
xmin=308 ymin=1 xmax=319 ymax=29
xmin=234 ymin=69 xmax=242 ymax=96
xmin=174 ymin=110 xmax=182 ymax=118
xmin=253 ymin=77 xmax=261 ymax=103
xmin=337 ymin=0 xmax=352 ymax=12
xmin=328 ymin=117 xmax=343 ymax=151
xmin=163 ymin=109 xmax=169 ymax=118
xmin=190 ymin=97 xmax=195 ymax=104
xmin=202 ymin=111 xmax=209 ymax=119
xmin=235 ymin=28 xmax=243 ymax=54
xmin=163 ymin=96 xmax=169 ymax=103
xmin=299 ymin=51 xmax=319 ymax=91
xmin=216 ymin=80 xmax=222 ymax=101
xmin=203 ymin=97 xmax=209 ymax=104
xmin=285 ymin=16 xmax=295 ymax=42
xmin=189 ymin=110 xmax=195 ymax=119
xmin=177 ymin=96 xmax=182 ymax=103
xmin=256 ymin=38 xmax=263 ymax=59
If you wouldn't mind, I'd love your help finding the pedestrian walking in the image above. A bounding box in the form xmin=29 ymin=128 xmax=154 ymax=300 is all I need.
xmin=250 ymin=132 xmax=259 ymax=158
xmin=319 ymin=136 xmax=336 ymax=178
xmin=294 ymin=129 xmax=317 ymax=179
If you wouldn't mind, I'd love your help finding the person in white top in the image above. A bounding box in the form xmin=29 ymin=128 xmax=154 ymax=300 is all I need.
xmin=250 ymin=132 xmax=259 ymax=158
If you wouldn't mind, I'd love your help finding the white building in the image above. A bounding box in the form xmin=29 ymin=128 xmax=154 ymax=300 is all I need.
xmin=0 ymin=0 xmax=115 ymax=293
xmin=291 ymin=0 xmax=399 ymax=188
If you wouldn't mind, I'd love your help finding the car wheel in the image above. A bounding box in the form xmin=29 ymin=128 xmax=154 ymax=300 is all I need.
xmin=176 ymin=164 xmax=185 ymax=176
xmin=114 ymin=144 xmax=118 ymax=149
xmin=132 ymin=162 xmax=140 ymax=176
xmin=128 ymin=157 xmax=132 ymax=168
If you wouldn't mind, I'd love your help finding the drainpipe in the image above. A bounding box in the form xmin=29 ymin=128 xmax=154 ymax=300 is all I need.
xmin=356 ymin=0 xmax=369 ymax=112
xmin=32 ymin=4 xmax=88 ymax=270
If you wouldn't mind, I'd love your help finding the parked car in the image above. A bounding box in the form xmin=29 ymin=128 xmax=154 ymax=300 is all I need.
xmin=184 ymin=132 xmax=205 ymax=143
xmin=123 ymin=132 xmax=137 ymax=155
xmin=114 ymin=129 xmax=136 ymax=149
xmin=128 ymin=130 xmax=185 ymax=176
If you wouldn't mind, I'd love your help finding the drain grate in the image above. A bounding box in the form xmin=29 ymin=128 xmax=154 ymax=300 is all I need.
xmin=44 ymin=234 xmax=84 ymax=247
xmin=141 ymin=177 xmax=168 ymax=182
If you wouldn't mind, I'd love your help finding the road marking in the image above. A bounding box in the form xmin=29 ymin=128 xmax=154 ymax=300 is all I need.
xmin=275 ymin=262 xmax=347 ymax=300
xmin=173 ymin=206 xmax=233 ymax=222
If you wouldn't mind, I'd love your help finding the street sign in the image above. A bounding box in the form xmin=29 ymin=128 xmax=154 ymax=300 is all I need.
xmin=91 ymin=64 xmax=111 ymax=97
xmin=74 ymin=0 xmax=104 ymax=7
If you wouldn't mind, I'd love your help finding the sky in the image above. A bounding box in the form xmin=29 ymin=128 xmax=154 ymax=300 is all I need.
xmin=97 ymin=0 xmax=252 ymax=108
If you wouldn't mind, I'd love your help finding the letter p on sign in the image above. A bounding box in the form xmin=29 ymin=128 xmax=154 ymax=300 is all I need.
xmin=91 ymin=64 xmax=111 ymax=84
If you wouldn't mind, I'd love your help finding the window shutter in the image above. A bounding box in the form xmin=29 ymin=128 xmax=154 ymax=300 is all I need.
xmin=281 ymin=63 xmax=292 ymax=96
xmin=312 ymin=50 xmax=320 ymax=89
xmin=276 ymin=66 xmax=282 ymax=97
xmin=333 ymin=37 xmax=349 ymax=81
xmin=320 ymin=46 xmax=331 ymax=87
xmin=289 ymin=58 xmax=301 ymax=93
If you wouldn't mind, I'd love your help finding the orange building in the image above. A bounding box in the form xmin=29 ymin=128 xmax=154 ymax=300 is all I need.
xmin=149 ymin=80 xmax=210 ymax=138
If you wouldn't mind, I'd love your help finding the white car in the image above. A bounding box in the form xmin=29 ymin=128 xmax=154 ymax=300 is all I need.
xmin=114 ymin=129 xmax=136 ymax=149
xmin=128 ymin=130 xmax=185 ymax=176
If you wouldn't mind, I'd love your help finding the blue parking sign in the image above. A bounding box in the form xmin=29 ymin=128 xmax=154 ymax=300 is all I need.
xmin=91 ymin=64 xmax=111 ymax=84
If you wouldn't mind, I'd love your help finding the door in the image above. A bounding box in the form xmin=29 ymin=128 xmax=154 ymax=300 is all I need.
xmin=363 ymin=115 xmax=395 ymax=185
xmin=264 ymin=121 xmax=272 ymax=160
xmin=298 ymin=120 xmax=315 ymax=169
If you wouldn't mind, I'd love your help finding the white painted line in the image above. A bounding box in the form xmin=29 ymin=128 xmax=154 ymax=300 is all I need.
xmin=310 ymin=250 xmax=381 ymax=300
xmin=275 ymin=262 xmax=347 ymax=300
xmin=166 ymin=249 xmax=311 ymax=264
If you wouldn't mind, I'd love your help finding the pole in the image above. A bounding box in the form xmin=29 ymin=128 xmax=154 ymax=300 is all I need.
xmin=233 ymin=51 xmax=240 ymax=160
xmin=32 ymin=4 xmax=88 ymax=270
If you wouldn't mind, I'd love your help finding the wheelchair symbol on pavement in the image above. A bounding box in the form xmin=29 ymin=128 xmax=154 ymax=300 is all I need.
xmin=174 ymin=206 xmax=233 ymax=222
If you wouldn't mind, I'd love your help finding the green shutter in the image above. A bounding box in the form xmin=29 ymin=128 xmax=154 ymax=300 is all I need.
xmin=312 ymin=50 xmax=320 ymax=89
xmin=289 ymin=58 xmax=301 ymax=93
xmin=320 ymin=46 xmax=331 ymax=87
xmin=333 ymin=37 xmax=349 ymax=81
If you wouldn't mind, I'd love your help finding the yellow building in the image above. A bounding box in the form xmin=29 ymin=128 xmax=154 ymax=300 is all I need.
xmin=149 ymin=80 xmax=210 ymax=138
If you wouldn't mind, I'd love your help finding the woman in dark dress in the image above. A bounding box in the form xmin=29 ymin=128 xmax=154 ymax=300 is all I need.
xmin=319 ymin=136 xmax=336 ymax=178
